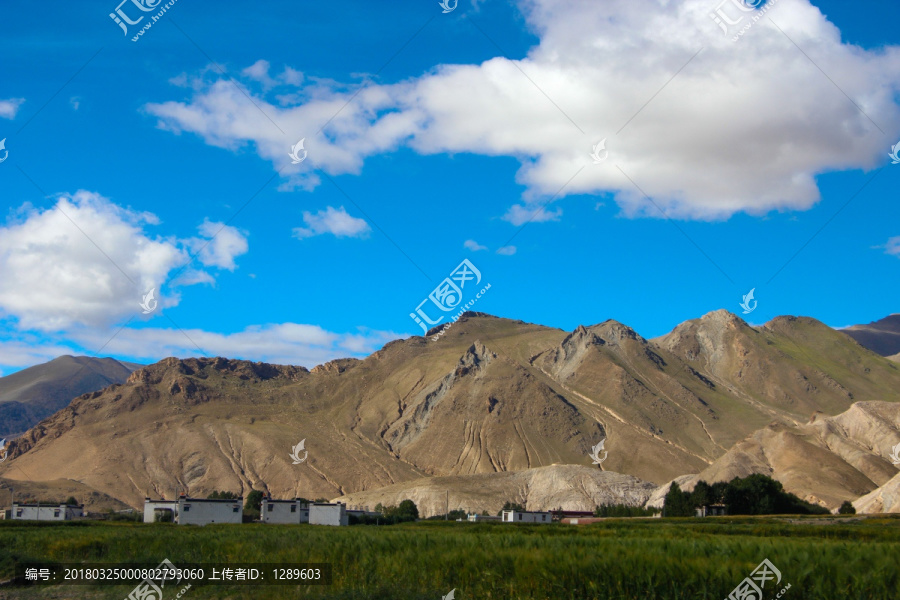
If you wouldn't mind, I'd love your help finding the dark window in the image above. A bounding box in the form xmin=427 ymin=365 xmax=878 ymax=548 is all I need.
xmin=518 ymin=514 xmax=522 ymax=521
xmin=542 ymin=515 xmax=546 ymax=521
xmin=233 ymin=506 xmax=239 ymax=512
xmin=183 ymin=505 xmax=190 ymax=511
xmin=268 ymin=504 xmax=274 ymax=512
xmin=290 ymin=505 xmax=297 ymax=513
xmin=54 ymin=510 xmax=61 ymax=517
xmin=16 ymin=510 xmax=22 ymax=517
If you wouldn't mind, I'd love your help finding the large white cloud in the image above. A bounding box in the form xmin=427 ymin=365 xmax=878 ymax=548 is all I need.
xmin=0 ymin=191 xmax=248 ymax=330
xmin=145 ymin=0 xmax=900 ymax=221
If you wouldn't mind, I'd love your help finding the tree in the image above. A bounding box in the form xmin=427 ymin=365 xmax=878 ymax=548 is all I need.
xmin=396 ymin=499 xmax=419 ymax=520
xmin=838 ymin=501 xmax=856 ymax=515
xmin=64 ymin=496 xmax=79 ymax=506
xmin=497 ymin=501 xmax=525 ymax=516
xmin=207 ymin=491 xmax=238 ymax=500
xmin=374 ymin=503 xmax=384 ymax=514
xmin=245 ymin=490 xmax=264 ymax=512
xmin=663 ymin=482 xmax=694 ymax=517
xmin=710 ymin=481 xmax=729 ymax=504
xmin=689 ymin=481 xmax=713 ymax=509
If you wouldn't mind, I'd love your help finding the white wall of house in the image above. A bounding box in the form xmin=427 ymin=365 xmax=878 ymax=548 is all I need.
xmin=177 ymin=498 xmax=242 ymax=525
xmin=501 ymin=510 xmax=552 ymax=523
xmin=309 ymin=503 xmax=348 ymax=526
xmin=467 ymin=514 xmax=501 ymax=522
xmin=143 ymin=500 xmax=178 ymax=523
xmin=261 ymin=499 xmax=310 ymax=524
xmin=11 ymin=503 xmax=83 ymax=521
xmin=142 ymin=498 xmax=242 ymax=525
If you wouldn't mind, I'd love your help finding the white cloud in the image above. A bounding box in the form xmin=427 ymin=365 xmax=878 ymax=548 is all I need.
xmin=145 ymin=0 xmax=900 ymax=221
xmin=883 ymin=236 xmax=900 ymax=257
xmin=292 ymin=206 xmax=371 ymax=239
xmin=191 ymin=220 xmax=248 ymax=270
xmin=0 ymin=98 xmax=24 ymax=119
xmin=503 ymin=204 xmax=562 ymax=226
xmin=496 ymin=245 xmax=517 ymax=256
xmin=464 ymin=239 xmax=488 ymax=251
xmin=242 ymin=59 xmax=278 ymax=89
xmin=69 ymin=97 xmax=80 ymax=111
xmin=69 ymin=323 xmax=403 ymax=368
xmin=281 ymin=67 xmax=304 ymax=86
xmin=0 ymin=191 xmax=248 ymax=331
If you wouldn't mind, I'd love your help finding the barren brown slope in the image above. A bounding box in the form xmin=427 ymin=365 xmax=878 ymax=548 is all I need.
xmin=646 ymin=401 xmax=900 ymax=511
xmin=0 ymin=477 xmax=130 ymax=513
xmin=2 ymin=311 xmax=899 ymax=511
xmin=334 ymin=465 xmax=657 ymax=517
xmin=0 ymin=355 xmax=142 ymax=437
xmin=655 ymin=311 xmax=900 ymax=423
xmin=854 ymin=471 xmax=900 ymax=513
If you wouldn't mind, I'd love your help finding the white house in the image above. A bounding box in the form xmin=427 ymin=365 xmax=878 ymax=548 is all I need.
xmin=143 ymin=496 xmax=242 ymax=525
xmin=501 ymin=509 xmax=553 ymax=524
xmin=467 ymin=513 xmax=501 ymax=522
xmin=261 ymin=498 xmax=310 ymax=524
xmin=11 ymin=503 xmax=83 ymax=521
xmin=309 ymin=502 xmax=348 ymax=526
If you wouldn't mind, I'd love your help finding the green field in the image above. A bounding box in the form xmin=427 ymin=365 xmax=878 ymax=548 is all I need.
xmin=0 ymin=516 xmax=898 ymax=599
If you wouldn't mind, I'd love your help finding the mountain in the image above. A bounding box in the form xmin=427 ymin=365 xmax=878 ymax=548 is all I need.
xmin=842 ymin=314 xmax=900 ymax=356
xmin=645 ymin=401 xmax=900 ymax=511
xmin=1 ymin=311 xmax=899 ymax=513
xmin=0 ymin=355 xmax=143 ymax=437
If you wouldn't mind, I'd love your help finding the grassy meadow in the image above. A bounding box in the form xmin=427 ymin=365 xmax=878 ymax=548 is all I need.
xmin=0 ymin=515 xmax=898 ymax=599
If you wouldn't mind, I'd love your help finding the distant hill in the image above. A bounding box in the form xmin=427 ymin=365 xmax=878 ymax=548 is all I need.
xmin=2 ymin=311 xmax=899 ymax=513
xmin=645 ymin=401 xmax=900 ymax=511
xmin=842 ymin=314 xmax=900 ymax=356
xmin=0 ymin=356 xmax=143 ymax=437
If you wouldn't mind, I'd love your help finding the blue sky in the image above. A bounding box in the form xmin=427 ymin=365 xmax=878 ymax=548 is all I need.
xmin=0 ymin=0 xmax=899 ymax=373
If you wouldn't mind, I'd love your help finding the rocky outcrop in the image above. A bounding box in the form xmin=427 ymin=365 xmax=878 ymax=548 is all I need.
xmin=854 ymin=471 xmax=900 ymax=513
xmin=335 ymin=465 xmax=656 ymax=517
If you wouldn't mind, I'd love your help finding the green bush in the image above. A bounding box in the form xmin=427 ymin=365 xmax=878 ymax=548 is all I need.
xmin=838 ymin=501 xmax=856 ymax=515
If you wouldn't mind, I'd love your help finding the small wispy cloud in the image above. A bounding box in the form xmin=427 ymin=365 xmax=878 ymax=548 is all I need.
xmin=881 ymin=236 xmax=900 ymax=257
xmin=464 ymin=239 xmax=488 ymax=251
xmin=502 ymin=204 xmax=562 ymax=227
xmin=496 ymin=246 xmax=517 ymax=256
xmin=293 ymin=206 xmax=371 ymax=240
xmin=0 ymin=98 xmax=25 ymax=119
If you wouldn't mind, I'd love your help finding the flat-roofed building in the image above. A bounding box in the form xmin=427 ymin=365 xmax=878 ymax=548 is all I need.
xmin=309 ymin=502 xmax=348 ymax=526
xmin=143 ymin=495 xmax=242 ymax=525
xmin=261 ymin=498 xmax=310 ymax=524
xmin=11 ymin=503 xmax=83 ymax=521
xmin=467 ymin=513 xmax=501 ymax=522
xmin=501 ymin=509 xmax=552 ymax=524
